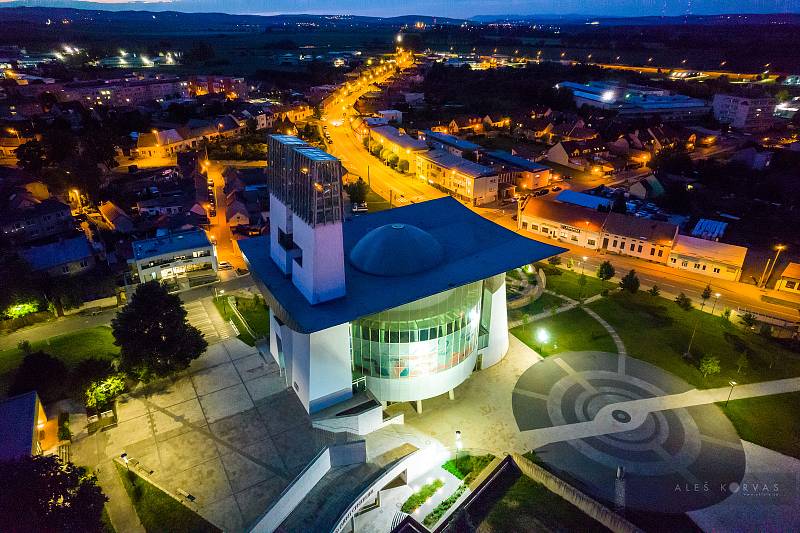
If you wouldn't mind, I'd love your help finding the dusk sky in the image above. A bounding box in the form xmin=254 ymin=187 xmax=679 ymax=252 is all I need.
xmin=2 ymin=0 xmax=800 ymax=18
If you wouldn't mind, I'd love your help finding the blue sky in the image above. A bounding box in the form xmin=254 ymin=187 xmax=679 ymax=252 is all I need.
xmin=3 ymin=0 xmax=799 ymax=17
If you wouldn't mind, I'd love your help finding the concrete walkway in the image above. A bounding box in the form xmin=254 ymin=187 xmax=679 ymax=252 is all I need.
xmin=96 ymin=459 xmax=146 ymax=533
xmin=507 ymin=290 xmax=604 ymax=329
xmin=525 ymin=375 xmax=800 ymax=449
xmin=581 ymin=306 xmax=627 ymax=355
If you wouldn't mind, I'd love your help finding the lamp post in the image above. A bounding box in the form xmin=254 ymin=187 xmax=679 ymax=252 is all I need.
xmin=536 ymin=328 xmax=549 ymax=354
xmin=121 ymin=453 xmax=130 ymax=471
xmin=725 ymin=380 xmax=737 ymax=407
xmin=455 ymin=430 xmax=462 ymax=471
xmin=711 ymin=293 xmax=721 ymax=315
xmin=762 ymin=244 xmax=786 ymax=288
xmin=581 ymin=256 xmax=588 ymax=274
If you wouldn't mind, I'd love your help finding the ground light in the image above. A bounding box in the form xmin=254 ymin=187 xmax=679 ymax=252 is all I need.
xmin=536 ymin=328 xmax=550 ymax=353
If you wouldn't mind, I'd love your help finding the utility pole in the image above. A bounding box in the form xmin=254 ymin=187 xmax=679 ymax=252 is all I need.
xmin=762 ymin=245 xmax=786 ymax=288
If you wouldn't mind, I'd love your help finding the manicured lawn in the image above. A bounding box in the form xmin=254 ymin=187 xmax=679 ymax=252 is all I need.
xmin=366 ymin=188 xmax=391 ymax=212
xmin=722 ymin=392 xmax=800 ymax=459
xmin=232 ymin=296 xmax=270 ymax=339
xmin=508 ymin=292 xmax=567 ymax=324
xmin=115 ymin=463 xmax=219 ymax=533
xmin=475 ymin=471 xmax=608 ymax=533
xmin=442 ymin=453 xmax=495 ymax=485
xmin=401 ymin=479 xmax=444 ymax=514
xmin=537 ymin=264 xmax=615 ymax=301
xmin=0 ymin=326 xmax=118 ymax=397
xmin=511 ymin=308 xmax=617 ymax=356
xmin=587 ymin=292 xmax=800 ymax=389
xmin=213 ymin=297 xmax=256 ymax=346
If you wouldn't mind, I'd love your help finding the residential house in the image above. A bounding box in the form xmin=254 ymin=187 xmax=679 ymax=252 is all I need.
xmin=188 ymin=76 xmax=248 ymax=99
xmin=19 ymin=234 xmax=95 ymax=277
xmin=377 ymin=110 xmax=403 ymax=123
xmin=415 ymin=149 xmax=499 ymax=206
xmin=0 ymin=198 xmax=73 ymax=245
xmin=483 ymin=151 xmax=552 ymax=194
xmin=628 ymin=175 xmax=665 ymax=200
xmin=667 ymin=235 xmax=747 ymax=281
xmin=0 ymin=392 xmax=57 ymax=460
xmin=446 ymin=115 xmax=486 ymax=135
xmin=600 ymin=213 xmax=678 ymax=263
xmin=518 ymin=198 xmax=608 ymax=249
xmin=776 ymin=263 xmax=800 ymax=294
xmin=419 ymin=130 xmax=481 ymax=159
xmin=99 ymin=201 xmax=135 ymax=233
xmin=731 ymin=147 xmax=773 ymax=170
xmin=131 ymin=228 xmax=217 ymax=281
xmin=546 ymin=139 xmax=610 ymax=172
xmin=226 ymin=192 xmax=250 ymax=227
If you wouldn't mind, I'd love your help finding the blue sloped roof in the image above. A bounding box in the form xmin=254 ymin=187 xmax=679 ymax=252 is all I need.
xmin=241 ymin=197 xmax=564 ymax=333
xmin=555 ymin=189 xmax=612 ymax=210
xmin=486 ymin=150 xmax=550 ymax=172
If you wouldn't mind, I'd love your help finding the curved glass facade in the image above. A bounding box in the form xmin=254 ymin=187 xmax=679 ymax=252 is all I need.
xmin=351 ymin=281 xmax=483 ymax=379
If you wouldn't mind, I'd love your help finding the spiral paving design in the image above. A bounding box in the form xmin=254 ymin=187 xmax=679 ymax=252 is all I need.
xmin=513 ymin=351 xmax=746 ymax=513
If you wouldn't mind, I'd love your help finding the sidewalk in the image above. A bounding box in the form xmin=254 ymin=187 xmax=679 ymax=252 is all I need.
xmin=97 ymin=459 xmax=146 ymax=533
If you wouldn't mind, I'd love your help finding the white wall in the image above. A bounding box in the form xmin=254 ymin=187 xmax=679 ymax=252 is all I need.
xmin=291 ymin=215 xmax=346 ymax=304
xmin=308 ymin=324 xmax=353 ymax=413
xmin=481 ymin=280 xmax=509 ymax=368
xmin=268 ymin=194 xmax=292 ymax=275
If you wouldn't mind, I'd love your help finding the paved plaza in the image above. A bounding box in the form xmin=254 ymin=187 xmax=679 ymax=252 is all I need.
xmin=74 ymin=338 xmax=330 ymax=531
xmin=513 ymin=351 xmax=746 ymax=513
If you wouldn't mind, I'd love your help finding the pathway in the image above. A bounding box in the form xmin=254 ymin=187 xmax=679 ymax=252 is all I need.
xmin=96 ymin=459 xmax=146 ymax=533
xmin=581 ymin=307 xmax=627 ymax=355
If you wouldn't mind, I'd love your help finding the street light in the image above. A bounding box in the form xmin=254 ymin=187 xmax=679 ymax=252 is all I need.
xmin=455 ymin=430 xmax=463 ymax=470
xmin=725 ymin=380 xmax=737 ymax=407
xmin=581 ymin=256 xmax=588 ymax=274
xmin=536 ymin=328 xmax=549 ymax=353
xmin=761 ymin=244 xmax=786 ymax=288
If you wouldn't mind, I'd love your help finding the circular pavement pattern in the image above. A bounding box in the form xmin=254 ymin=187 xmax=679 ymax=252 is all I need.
xmin=513 ymin=351 xmax=746 ymax=514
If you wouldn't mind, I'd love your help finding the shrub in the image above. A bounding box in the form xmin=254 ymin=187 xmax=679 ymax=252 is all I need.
xmin=423 ymin=484 xmax=467 ymax=527
xmin=387 ymin=153 xmax=399 ymax=167
xmin=759 ymin=323 xmax=773 ymax=338
xmin=675 ymin=292 xmax=693 ymax=311
xmin=85 ymin=374 xmax=126 ymax=409
xmin=619 ymin=270 xmax=640 ymax=293
xmin=547 ymin=256 xmax=562 ymax=266
xmin=401 ymin=479 xmax=444 ymax=513
xmin=596 ymin=260 xmax=615 ymax=281
xmin=722 ymin=308 xmax=732 ymax=322
xmin=740 ymin=312 xmax=758 ymax=330
xmin=699 ymin=355 xmax=721 ymax=379
xmin=441 ymin=454 xmax=494 ymax=485
xmin=648 ymin=285 xmax=661 ymax=297
xmin=17 ymin=340 xmax=33 ymax=355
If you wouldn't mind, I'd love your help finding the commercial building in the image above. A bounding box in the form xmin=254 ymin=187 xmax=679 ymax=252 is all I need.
xmin=518 ymin=198 xmax=607 ymax=249
xmin=367 ymin=125 xmax=428 ymax=173
xmin=667 ymin=235 xmax=747 ymax=281
xmin=557 ymin=81 xmax=711 ymax=121
xmin=241 ymin=135 xmax=562 ymax=415
xmin=776 ymin=263 xmax=800 ymax=294
xmin=483 ymin=150 xmax=552 ymax=192
xmin=419 ymin=130 xmax=481 ymax=159
xmin=415 ymin=149 xmax=499 ymax=206
xmin=188 ymin=76 xmax=248 ymax=99
xmin=59 ymin=76 xmax=188 ymax=106
xmin=131 ymin=228 xmax=217 ymax=282
xmin=712 ymin=94 xmax=776 ymax=131
xmin=601 ymin=213 xmax=678 ymax=263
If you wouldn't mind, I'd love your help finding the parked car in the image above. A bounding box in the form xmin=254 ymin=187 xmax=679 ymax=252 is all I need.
xmin=218 ymin=261 xmax=233 ymax=270
xmin=352 ymin=202 xmax=368 ymax=213
xmin=551 ymin=186 xmax=562 ymax=192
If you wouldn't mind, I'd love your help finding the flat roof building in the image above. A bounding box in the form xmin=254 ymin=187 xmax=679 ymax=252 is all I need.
xmin=777 ymin=263 xmax=800 ymax=294
xmin=415 ymin=149 xmax=499 ymax=206
xmin=242 ymin=135 xmax=563 ymax=416
xmin=131 ymin=228 xmax=216 ymax=282
xmin=712 ymin=94 xmax=776 ymax=132
xmin=518 ymin=198 xmax=607 ymax=249
xmin=668 ymin=235 xmax=747 ymax=281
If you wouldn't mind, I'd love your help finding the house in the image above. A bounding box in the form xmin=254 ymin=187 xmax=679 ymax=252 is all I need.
xmin=731 ymin=147 xmax=773 ymax=171
xmin=546 ymin=139 xmax=609 ymax=171
xmin=415 ymin=149 xmax=499 ymax=206
xmin=188 ymin=76 xmax=248 ymax=99
xmin=515 ymin=116 xmax=554 ymax=141
xmin=668 ymin=235 xmax=747 ymax=281
xmin=377 ymin=110 xmax=402 ymax=124
xmin=776 ymin=263 xmax=800 ymax=294
xmin=446 ymin=115 xmax=485 ymax=135
xmin=601 ymin=213 xmax=678 ymax=263
xmin=99 ymin=201 xmax=135 ymax=233
xmin=628 ymin=175 xmax=665 ymax=200
xmin=226 ymin=193 xmax=250 ymax=227
xmin=419 ymin=130 xmax=481 ymax=159
xmin=518 ymin=198 xmax=608 ymax=249
xmin=0 ymin=392 xmax=57 ymax=460
xmin=0 ymin=198 xmax=73 ymax=245
xmin=131 ymin=228 xmax=217 ymax=281
xmin=19 ymin=234 xmax=96 ymax=277
xmin=483 ymin=151 xmax=552 ymax=193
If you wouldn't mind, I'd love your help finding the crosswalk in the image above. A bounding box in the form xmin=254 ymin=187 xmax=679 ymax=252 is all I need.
xmin=184 ymin=300 xmax=232 ymax=344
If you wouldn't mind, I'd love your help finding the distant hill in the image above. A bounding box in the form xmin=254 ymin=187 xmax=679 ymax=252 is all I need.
xmin=470 ymin=13 xmax=800 ymax=25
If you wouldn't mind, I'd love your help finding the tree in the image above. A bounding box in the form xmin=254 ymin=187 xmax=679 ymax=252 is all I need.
xmin=740 ymin=312 xmax=758 ymax=330
xmin=9 ymin=351 xmax=69 ymax=403
xmin=398 ymin=159 xmax=409 ymax=173
xmin=344 ymin=178 xmax=369 ymax=205
xmin=759 ymin=323 xmax=773 ymax=338
xmin=675 ymin=292 xmax=693 ymax=311
xmin=648 ymin=285 xmax=661 ymax=297
xmin=700 ymin=284 xmax=712 ymax=311
xmin=699 ymin=355 xmax=721 ymax=379
xmin=577 ymin=273 xmax=588 ymax=301
xmin=16 ymin=140 xmax=47 ymax=176
xmin=547 ymin=256 xmax=562 ymax=266
xmin=736 ymin=352 xmax=749 ymax=374
xmin=0 ymin=455 xmax=107 ymax=533
xmin=596 ymin=260 xmax=615 ymax=281
xmin=619 ymin=270 xmax=640 ymax=293
xmin=85 ymin=374 xmax=126 ymax=409
xmin=611 ymin=193 xmax=627 ymax=214
xmin=112 ymin=281 xmax=207 ymax=380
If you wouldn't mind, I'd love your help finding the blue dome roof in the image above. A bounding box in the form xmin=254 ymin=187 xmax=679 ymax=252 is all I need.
xmin=349 ymin=223 xmax=444 ymax=277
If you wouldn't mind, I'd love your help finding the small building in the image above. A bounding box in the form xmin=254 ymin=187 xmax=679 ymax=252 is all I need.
xmin=0 ymin=391 xmax=57 ymax=460
xmin=668 ymin=235 xmax=747 ymax=281
xmin=99 ymin=201 xmax=135 ymax=233
xmin=0 ymin=198 xmax=73 ymax=245
xmin=19 ymin=234 xmax=95 ymax=277
xmin=518 ymin=198 xmax=607 ymax=249
xmin=731 ymin=147 xmax=773 ymax=171
xmin=483 ymin=151 xmax=552 ymax=193
xmin=226 ymin=194 xmax=250 ymax=227
xmin=368 ymin=125 xmax=429 ymax=173
xmin=690 ymin=219 xmax=728 ymax=241
xmin=419 ymin=130 xmax=481 ymax=159
xmin=415 ymin=149 xmax=499 ymax=206
xmin=628 ymin=175 xmax=665 ymax=200
xmin=131 ymin=228 xmax=217 ymax=281
xmin=377 ymin=109 xmax=402 ymax=123
xmin=776 ymin=263 xmax=800 ymax=294
xmin=554 ymin=190 xmax=611 ymax=210
xmin=601 ymin=213 xmax=678 ymax=263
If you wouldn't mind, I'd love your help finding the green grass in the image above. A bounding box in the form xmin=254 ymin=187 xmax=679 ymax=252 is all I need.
xmin=401 ymin=479 xmax=444 ymax=513
xmin=423 ymin=484 xmax=467 ymax=527
xmin=233 ymin=297 xmax=270 ymax=339
xmin=477 ymin=472 xmax=609 ymax=533
xmin=0 ymin=326 xmax=118 ymax=397
xmin=587 ymin=292 xmax=800 ymax=389
xmin=213 ymin=297 xmax=256 ymax=346
xmin=101 ymin=506 xmax=115 ymax=533
xmin=508 ymin=292 xmax=568 ymax=323
xmin=115 ymin=463 xmax=219 ymax=533
xmin=721 ymin=392 xmax=800 ymax=459
xmin=510 ymin=308 xmax=617 ymax=356
xmin=365 ymin=189 xmax=391 ymax=212
xmin=537 ymin=264 xmax=615 ymax=301
xmin=442 ymin=454 xmax=495 ymax=485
